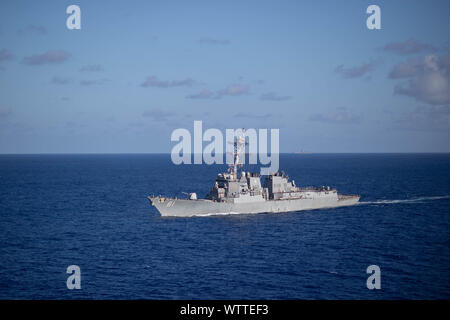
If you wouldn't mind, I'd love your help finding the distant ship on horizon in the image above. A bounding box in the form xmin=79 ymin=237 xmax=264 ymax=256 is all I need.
xmin=293 ymin=149 xmax=312 ymax=154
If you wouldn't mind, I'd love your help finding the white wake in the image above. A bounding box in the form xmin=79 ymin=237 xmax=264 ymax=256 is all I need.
xmin=358 ymin=195 xmax=450 ymax=205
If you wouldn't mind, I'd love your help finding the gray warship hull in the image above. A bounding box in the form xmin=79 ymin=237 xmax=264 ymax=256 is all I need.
xmin=148 ymin=193 xmax=360 ymax=217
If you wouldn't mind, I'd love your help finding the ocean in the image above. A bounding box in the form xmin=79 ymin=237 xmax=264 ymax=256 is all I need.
xmin=0 ymin=153 xmax=449 ymax=299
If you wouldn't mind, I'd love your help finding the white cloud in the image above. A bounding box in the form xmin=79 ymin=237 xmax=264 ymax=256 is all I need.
xmin=391 ymin=54 xmax=450 ymax=105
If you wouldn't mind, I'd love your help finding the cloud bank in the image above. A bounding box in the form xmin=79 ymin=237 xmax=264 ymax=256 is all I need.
xmin=310 ymin=107 xmax=361 ymax=124
xmin=260 ymin=92 xmax=292 ymax=101
xmin=198 ymin=37 xmax=230 ymax=45
xmin=0 ymin=49 xmax=13 ymax=62
xmin=187 ymin=84 xmax=249 ymax=99
xmin=79 ymin=64 xmax=104 ymax=72
xmin=0 ymin=108 xmax=12 ymax=118
xmin=18 ymin=25 xmax=47 ymax=35
xmin=335 ymin=62 xmax=375 ymax=79
xmin=142 ymin=108 xmax=174 ymax=122
xmin=22 ymin=50 xmax=70 ymax=65
xmin=141 ymin=76 xmax=195 ymax=88
xmin=383 ymin=39 xmax=436 ymax=55
xmin=186 ymin=89 xmax=215 ymax=99
xmin=51 ymin=76 xmax=72 ymax=85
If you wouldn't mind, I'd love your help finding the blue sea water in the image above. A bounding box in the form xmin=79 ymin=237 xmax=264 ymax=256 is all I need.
xmin=0 ymin=153 xmax=449 ymax=299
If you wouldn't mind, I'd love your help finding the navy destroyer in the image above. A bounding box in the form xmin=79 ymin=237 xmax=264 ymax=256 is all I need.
xmin=148 ymin=133 xmax=360 ymax=217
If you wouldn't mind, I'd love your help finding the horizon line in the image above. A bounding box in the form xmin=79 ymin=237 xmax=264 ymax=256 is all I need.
xmin=1 ymin=152 xmax=450 ymax=155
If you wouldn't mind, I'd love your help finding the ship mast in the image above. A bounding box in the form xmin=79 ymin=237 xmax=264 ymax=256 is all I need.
xmin=229 ymin=129 xmax=246 ymax=179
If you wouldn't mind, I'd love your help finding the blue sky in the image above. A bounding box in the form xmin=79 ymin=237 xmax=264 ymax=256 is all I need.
xmin=0 ymin=0 xmax=449 ymax=153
